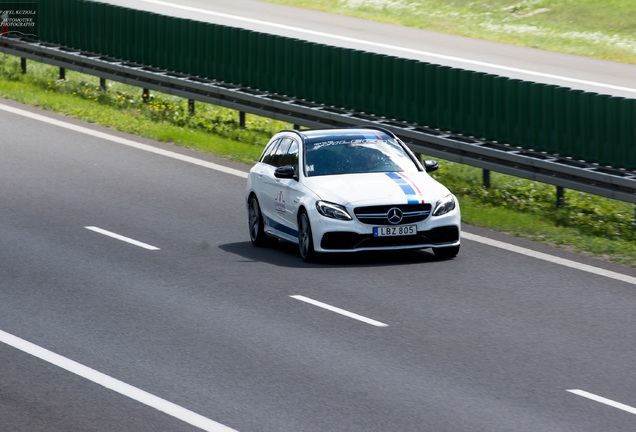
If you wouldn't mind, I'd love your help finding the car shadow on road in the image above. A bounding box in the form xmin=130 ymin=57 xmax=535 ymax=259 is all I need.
xmin=219 ymin=241 xmax=453 ymax=268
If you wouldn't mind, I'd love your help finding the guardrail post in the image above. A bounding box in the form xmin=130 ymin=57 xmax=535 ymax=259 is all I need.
xmin=482 ymin=169 xmax=491 ymax=188
xmin=100 ymin=77 xmax=107 ymax=91
xmin=239 ymin=111 xmax=246 ymax=128
xmin=142 ymin=88 xmax=149 ymax=103
xmin=556 ymin=186 xmax=565 ymax=207
xmin=59 ymin=67 xmax=65 ymax=80
xmin=20 ymin=57 xmax=26 ymax=73
xmin=188 ymin=99 xmax=195 ymax=115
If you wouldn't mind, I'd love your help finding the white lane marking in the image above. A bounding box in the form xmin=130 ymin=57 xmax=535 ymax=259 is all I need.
xmin=0 ymin=105 xmax=249 ymax=179
xmin=568 ymin=389 xmax=636 ymax=416
xmin=0 ymin=329 xmax=238 ymax=432
xmin=85 ymin=226 xmax=160 ymax=251
xmin=2 ymin=102 xmax=634 ymax=286
xmin=137 ymin=0 xmax=636 ymax=95
xmin=462 ymin=232 xmax=636 ymax=286
xmin=290 ymin=295 xmax=388 ymax=327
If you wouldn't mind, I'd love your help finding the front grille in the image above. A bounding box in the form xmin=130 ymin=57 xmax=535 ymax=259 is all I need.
xmin=354 ymin=203 xmax=432 ymax=226
xmin=320 ymin=226 xmax=459 ymax=250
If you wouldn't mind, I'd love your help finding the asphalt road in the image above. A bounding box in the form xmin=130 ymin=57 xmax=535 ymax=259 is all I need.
xmin=101 ymin=0 xmax=636 ymax=98
xmin=1 ymin=99 xmax=635 ymax=431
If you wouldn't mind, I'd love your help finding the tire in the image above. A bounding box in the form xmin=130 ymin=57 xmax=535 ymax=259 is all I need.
xmin=298 ymin=210 xmax=317 ymax=262
xmin=248 ymin=195 xmax=276 ymax=247
xmin=432 ymin=245 xmax=460 ymax=259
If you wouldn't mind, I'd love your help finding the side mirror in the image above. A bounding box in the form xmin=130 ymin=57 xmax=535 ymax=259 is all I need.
xmin=424 ymin=159 xmax=439 ymax=173
xmin=274 ymin=165 xmax=297 ymax=179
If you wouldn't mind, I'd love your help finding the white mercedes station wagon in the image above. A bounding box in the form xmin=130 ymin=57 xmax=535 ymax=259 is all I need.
xmin=245 ymin=127 xmax=461 ymax=262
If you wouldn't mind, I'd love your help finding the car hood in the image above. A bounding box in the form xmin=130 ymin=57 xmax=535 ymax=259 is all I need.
xmin=303 ymin=171 xmax=451 ymax=206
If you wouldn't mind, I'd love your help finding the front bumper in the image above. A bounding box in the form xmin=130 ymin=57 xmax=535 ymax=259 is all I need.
xmin=309 ymin=208 xmax=461 ymax=253
xmin=319 ymin=226 xmax=460 ymax=251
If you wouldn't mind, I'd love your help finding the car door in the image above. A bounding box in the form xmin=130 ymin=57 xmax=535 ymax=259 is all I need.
xmin=276 ymin=138 xmax=301 ymax=236
xmin=259 ymin=137 xmax=295 ymax=238
xmin=252 ymin=138 xmax=280 ymax=224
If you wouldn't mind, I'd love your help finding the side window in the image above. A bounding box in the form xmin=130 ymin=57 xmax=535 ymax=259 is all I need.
xmin=270 ymin=138 xmax=292 ymax=167
xmin=260 ymin=139 xmax=281 ymax=165
xmin=281 ymin=139 xmax=299 ymax=169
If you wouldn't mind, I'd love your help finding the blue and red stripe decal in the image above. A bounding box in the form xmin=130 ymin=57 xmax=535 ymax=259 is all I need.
xmin=385 ymin=172 xmax=425 ymax=204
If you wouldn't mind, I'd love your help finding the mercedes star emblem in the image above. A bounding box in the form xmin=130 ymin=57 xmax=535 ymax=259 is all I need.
xmin=387 ymin=207 xmax=403 ymax=224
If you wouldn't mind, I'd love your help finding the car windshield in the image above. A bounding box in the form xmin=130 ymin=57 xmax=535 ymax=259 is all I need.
xmin=304 ymin=138 xmax=419 ymax=177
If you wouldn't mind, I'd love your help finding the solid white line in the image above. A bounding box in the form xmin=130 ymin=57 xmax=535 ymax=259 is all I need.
xmin=138 ymin=0 xmax=636 ymax=95
xmin=568 ymin=389 xmax=636 ymax=415
xmin=0 ymin=329 xmax=238 ymax=432
xmin=0 ymin=104 xmax=249 ymax=179
xmin=290 ymin=295 xmax=388 ymax=327
xmin=462 ymin=232 xmax=636 ymax=286
xmin=85 ymin=226 xmax=160 ymax=251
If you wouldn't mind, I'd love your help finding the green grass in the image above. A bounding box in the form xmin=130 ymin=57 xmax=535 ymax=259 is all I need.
xmin=1 ymin=56 xmax=634 ymax=267
xmin=266 ymin=0 xmax=636 ymax=64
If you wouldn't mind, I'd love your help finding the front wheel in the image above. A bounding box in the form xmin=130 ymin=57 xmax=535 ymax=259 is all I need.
xmin=298 ymin=211 xmax=317 ymax=262
xmin=432 ymin=245 xmax=460 ymax=259
xmin=248 ymin=195 xmax=276 ymax=247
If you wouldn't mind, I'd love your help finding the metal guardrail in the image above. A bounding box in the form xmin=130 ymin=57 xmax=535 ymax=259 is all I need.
xmin=1 ymin=36 xmax=635 ymax=204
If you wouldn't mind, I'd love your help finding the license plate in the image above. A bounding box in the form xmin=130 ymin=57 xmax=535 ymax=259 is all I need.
xmin=373 ymin=225 xmax=417 ymax=237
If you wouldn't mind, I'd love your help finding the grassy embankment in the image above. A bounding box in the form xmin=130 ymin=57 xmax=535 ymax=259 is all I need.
xmin=0 ymin=0 xmax=635 ymax=266
xmin=267 ymin=0 xmax=636 ymax=64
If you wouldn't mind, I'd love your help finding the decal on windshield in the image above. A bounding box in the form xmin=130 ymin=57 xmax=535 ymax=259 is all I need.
xmin=312 ymin=140 xmax=350 ymax=149
xmin=311 ymin=138 xmax=392 ymax=149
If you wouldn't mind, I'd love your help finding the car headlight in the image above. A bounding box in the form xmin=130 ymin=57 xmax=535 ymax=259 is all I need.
xmin=316 ymin=201 xmax=352 ymax=220
xmin=433 ymin=194 xmax=456 ymax=216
